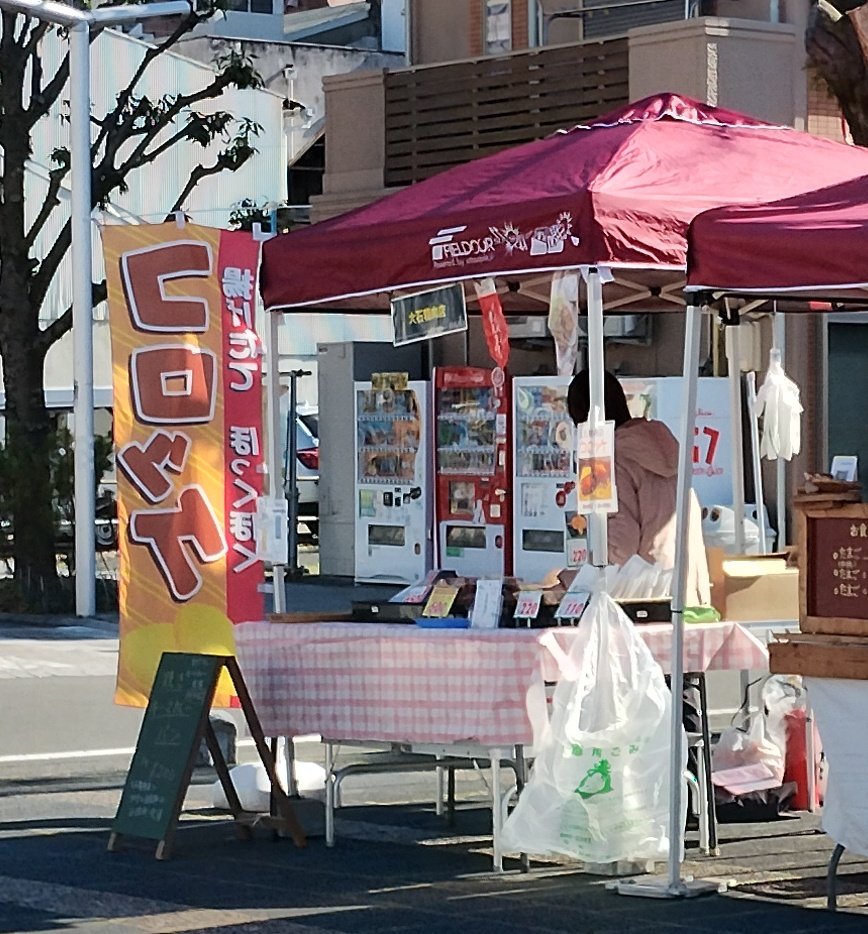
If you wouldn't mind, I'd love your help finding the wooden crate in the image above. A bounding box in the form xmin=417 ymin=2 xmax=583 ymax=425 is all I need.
xmin=770 ymin=633 xmax=868 ymax=679
xmin=268 ymin=611 xmax=353 ymax=624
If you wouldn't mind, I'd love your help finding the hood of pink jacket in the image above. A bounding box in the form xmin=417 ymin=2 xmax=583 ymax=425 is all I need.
xmin=615 ymin=418 xmax=679 ymax=478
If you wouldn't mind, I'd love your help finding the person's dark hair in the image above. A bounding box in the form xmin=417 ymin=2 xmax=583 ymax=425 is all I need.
xmin=567 ymin=369 xmax=632 ymax=427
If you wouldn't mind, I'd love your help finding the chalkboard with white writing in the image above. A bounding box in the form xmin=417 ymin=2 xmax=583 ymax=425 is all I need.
xmin=110 ymin=653 xmax=222 ymax=854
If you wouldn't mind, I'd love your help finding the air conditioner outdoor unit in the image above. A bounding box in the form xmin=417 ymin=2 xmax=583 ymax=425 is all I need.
xmin=577 ymin=314 xmax=650 ymax=343
xmin=506 ymin=316 xmax=549 ymax=340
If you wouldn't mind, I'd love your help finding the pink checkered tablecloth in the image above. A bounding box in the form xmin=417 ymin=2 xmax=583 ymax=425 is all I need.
xmin=234 ymin=620 xmax=768 ymax=747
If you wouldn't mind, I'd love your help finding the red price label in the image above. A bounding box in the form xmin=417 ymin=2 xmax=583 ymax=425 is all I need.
xmin=514 ymin=591 xmax=542 ymax=619
xmin=556 ymin=595 xmax=588 ymax=619
xmin=693 ymin=425 xmax=720 ymax=465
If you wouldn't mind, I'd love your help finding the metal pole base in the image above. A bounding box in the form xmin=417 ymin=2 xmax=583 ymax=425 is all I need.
xmin=608 ymin=875 xmax=727 ymax=899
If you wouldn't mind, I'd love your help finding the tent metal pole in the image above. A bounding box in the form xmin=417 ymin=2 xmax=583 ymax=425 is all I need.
xmin=746 ymin=373 xmax=768 ymax=553
xmin=265 ymin=311 xmax=286 ymax=614
xmin=773 ymin=312 xmax=787 ymax=546
xmin=726 ymin=324 xmax=747 ymax=553
xmin=586 ymin=267 xmax=608 ymax=568
xmin=615 ymin=304 xmax=719 ymax=900
xmin=666 ymin=302 xmax=700 ymax=892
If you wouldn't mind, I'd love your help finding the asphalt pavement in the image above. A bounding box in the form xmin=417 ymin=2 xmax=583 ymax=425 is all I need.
xmin=2 ymin=577 xmax=868 ymax=932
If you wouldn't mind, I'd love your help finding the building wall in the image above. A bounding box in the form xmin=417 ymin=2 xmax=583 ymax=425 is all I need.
xmin=629 ymin=18 xmax=801 ymax=126
xmin=411 ymin=0 xmax=473 ymax=64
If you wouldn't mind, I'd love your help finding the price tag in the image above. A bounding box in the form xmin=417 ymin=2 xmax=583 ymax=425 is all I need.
xmin=555 ymin=592 xmax=589 ymax=621
xmin=514 ymin=590 xmax=542 ymax=621
xmin=401 ymin=583 xmax=432 ymax=605
xmin=567 ymin=537 xmax=588 ymax=568
xmin=422 ymin=585 xmax=458 ymax=618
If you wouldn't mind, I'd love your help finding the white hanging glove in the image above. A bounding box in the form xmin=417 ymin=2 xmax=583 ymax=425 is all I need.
xmin=755 ymin=353 xmax=803 ymax=461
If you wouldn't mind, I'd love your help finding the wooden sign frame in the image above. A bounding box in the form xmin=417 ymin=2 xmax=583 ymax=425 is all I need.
xmin=797 ymin=502 xmax=868 ymax=636
xmin=108 ymin=652 xmax=305 ymax=860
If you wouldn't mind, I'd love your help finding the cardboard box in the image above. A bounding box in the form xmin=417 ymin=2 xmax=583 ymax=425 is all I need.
xmin=707 ymin=548 xmax=799 ymax=622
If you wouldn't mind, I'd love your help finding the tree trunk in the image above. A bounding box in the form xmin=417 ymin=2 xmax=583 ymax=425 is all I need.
xmin=806 ymin=0 xmax=868 ymax=146
xmin=0 ymin=313 xmax=58 ymax=598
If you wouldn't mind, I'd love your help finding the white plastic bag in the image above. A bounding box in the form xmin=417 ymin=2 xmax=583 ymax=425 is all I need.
xmin=710 ymin=676 xmax=799 ymax=795
xmin=501 ymin=591 xmax=685 ymax=863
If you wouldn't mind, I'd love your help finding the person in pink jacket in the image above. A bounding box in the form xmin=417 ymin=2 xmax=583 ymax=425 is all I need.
xmin=567 ymin=369 xmax=711 ymax=607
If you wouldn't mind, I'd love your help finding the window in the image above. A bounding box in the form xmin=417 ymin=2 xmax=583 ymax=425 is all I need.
xmin=226 ymin=0 xmax=272 ymax=14
xmin=485 ymin=0 xmax=511 ymax=55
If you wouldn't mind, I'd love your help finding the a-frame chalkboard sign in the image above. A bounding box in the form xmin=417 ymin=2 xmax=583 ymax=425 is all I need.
xmin=108 ymin=652 xmax=305 ymax=859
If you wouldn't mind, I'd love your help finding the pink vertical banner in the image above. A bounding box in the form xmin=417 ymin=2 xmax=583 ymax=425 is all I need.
xmin=220 ymin=230 xmax=265 ymax=626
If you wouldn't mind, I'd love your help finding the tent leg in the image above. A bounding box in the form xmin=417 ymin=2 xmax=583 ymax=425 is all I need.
xmin=585 ymin=267 xmax=608 ymax=568
xmin=725 ymin=323 xmax=747 ymax=553
xmin=613 ymin=304 xmax=720 ymax=901
xmin=773 ymin=312 xmax=787 ymax=547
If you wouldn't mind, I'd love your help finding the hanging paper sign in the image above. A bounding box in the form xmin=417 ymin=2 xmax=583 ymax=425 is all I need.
xmin=576 ymin=420 xmax=618 ymax=514
xmin=514 ymin=590 xmax=543 ymax=620
xmin=391 ymin=283 xmax=467 ymax=346
xmin=474 ymin=277 xmax=510 ymax=370
xmin=470 ymin=578 xmax=504 ymax=629
xmin=548 ymin=270 xmax=579 ymax=377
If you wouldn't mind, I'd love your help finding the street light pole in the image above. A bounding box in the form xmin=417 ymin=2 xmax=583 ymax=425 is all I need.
xmin=0 ymin=0 xmax=191 ymax=616
xmin=69 ymin=19 xmax=95 ymax=617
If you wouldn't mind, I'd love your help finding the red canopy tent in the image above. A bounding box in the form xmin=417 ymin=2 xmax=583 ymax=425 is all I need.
xmin=687 ymin=174 xmax=868 ymax=299
xmin=260 ymin=94 xmax=868 ymax=896
xmin=261 ymin=93 xmax=868 ymax=313
xmin=686 ymin=179 xmax=868 ymax=899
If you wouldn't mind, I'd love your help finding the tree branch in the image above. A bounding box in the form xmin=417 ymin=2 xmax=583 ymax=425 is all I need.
xmin=21 ymin=19 xmax=48 ymax=59
xmin=29 ymin=216 xmax=70 ymax=314
xmin=24 ymin=170 xmax=64 ymax=253
xmin=24 ymin=44 xmax=70 ymax=127
xmin=91 ymin=8 xmax=209 ymax=154
xmin=35 ymin=304 xmax=72 ymax=354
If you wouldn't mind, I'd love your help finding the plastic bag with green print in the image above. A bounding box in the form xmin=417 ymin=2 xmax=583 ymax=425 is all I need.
xmin=501 ymin=590 xmax=686 ymax=863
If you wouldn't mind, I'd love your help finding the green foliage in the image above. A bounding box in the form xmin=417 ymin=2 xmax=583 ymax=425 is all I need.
xmin=0 ymin=425 xmax=114 ymax=544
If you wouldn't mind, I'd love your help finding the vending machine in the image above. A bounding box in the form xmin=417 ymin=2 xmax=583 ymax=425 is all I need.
xmin=512 ymin=377 xmax=587 ymax=583
xmin=433 ymin=366 xmax=511 ymax=577
xmin=354 ymin=378 xmax=432 ymax=584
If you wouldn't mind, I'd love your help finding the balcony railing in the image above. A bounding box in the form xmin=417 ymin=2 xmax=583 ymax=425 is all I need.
xmin=384 ymin=37 xmax=629 ymax=186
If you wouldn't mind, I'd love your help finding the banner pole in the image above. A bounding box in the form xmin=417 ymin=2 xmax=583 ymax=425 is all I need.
xmin=265 ymin=311 xmax=286 ymax=613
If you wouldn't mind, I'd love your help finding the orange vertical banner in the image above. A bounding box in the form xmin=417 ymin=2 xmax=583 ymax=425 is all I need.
xmin=102 ymin=223 xmax=264 ymax=707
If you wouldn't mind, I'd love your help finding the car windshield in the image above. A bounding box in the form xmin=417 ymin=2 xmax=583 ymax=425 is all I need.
xmin=299 ymin=413 xmax=318 ymax=436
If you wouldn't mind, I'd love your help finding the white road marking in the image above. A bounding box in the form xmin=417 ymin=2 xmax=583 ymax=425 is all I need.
xmin=0 ymin=736 xmax=322 ymax=764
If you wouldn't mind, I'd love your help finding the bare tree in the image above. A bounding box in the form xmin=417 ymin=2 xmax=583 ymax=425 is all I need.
xmin=807 ymin=0 xmax=868 ymax=144
xmin=0 ymin=2 xmax=262 ymax=603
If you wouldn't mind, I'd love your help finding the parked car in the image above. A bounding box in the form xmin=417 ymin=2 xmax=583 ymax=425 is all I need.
xmin=286 ymin=406 xmax=319 ymax=539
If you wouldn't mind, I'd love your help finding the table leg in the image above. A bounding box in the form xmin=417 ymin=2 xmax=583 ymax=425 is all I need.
xmin=325 ymin=741 xmax=335 ymax=847
xmin=695 ymin=674 xmax=718 ymax=854
xmin=806 ymin=702 xmax=817 ymax=813
xmin=514 ymin=744 xmax=530 ymax=873
xmin=284 ymin=736 xmax=299 ymax=798
xmin=490 ymin=747 xmax=504 ymax=872
xmin=827 ymin=843 xmax=845 ymax=911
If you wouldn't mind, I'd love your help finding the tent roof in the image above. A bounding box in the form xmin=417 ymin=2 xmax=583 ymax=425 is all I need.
xmin=260 ymin=92 xmax=868 ymax=313
xmin=686 ymin=174 xmax=868 ymax=302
